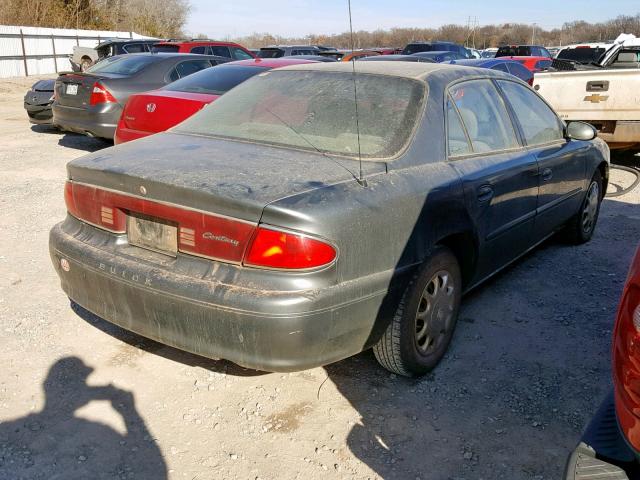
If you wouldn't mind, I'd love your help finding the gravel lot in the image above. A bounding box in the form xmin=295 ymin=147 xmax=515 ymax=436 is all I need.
xmin=1 ymin=75 xmax=639 ymax=480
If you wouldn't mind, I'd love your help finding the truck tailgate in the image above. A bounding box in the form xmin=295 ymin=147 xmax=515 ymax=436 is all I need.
xmin=534 ymin=69 xmax=640 ymax=121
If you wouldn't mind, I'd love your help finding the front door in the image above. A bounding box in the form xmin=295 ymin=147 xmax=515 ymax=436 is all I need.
xmin=446 ymin=79 xmax=539 ymax=281
xmin=496 ymin=80 xmax=588 ymax=240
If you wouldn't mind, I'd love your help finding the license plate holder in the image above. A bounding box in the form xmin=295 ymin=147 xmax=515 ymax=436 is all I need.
xmin=127 ymin=214 xmax=178 ymax=257
xmin=66 ymin=84 xmax=78 ymax=95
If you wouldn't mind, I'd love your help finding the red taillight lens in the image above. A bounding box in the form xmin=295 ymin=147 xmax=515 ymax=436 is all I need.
xmin=613 ymin=246 xmax=640 ymax=450
xmin=64 ymin=181 xmax=255 ymax=263
xmin=244 ymin=227 xmax=336 ymax=270
xmin=89 ymin=81 xmax=117 ymax=106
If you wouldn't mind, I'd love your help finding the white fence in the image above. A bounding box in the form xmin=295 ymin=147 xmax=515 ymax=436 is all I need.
xmin=0 ymin=25 xmax=154 ymax=78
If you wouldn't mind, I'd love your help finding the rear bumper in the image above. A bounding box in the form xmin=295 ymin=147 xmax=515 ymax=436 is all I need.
xmin=49 ymin=218 xmax=391 ymax=372
xmin=24 ymin=102 xmax=53 ymax=124
xmin=52 ymin=102 xmax=121 ymax=139
xmin=565 ymin=391 xmax=639 ymax=480
xmin=577 ymin=120 xmax=640 ymax=148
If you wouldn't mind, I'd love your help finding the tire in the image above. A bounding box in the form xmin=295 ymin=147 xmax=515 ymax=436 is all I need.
xmin=373 ymin=246 xmax=462 ymax=377
xmin=564 ymin=170 xmax=603 ymax=245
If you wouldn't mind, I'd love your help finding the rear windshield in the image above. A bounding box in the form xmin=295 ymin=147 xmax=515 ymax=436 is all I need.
xmin=174 ymin=70 xmax=426 ymax=160
xmin=496 ymin=46 xmax=531 ymax=57
xmin=164 ymin=65 xmax=266 ymax=95
xmin=152 ymin=45 xmax=180 ymax=53
xmin=257 ymin=49 xmax=284 ymax=58
xmin=402 ymin=44 xmax=435 ymax=55
xmin=87 ymin=55 xmax=159 ymax=75
xmin=557 ymin=47 xmax=607 ymax=64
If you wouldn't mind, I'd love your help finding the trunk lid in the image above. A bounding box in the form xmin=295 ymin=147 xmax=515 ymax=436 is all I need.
xmin=67 ymin=132 xmax=384 ymax=223
xmin=54 ymin=72 xmax=124 ymax=109
xmin=122 ymin=90 xmax=219 ymax=135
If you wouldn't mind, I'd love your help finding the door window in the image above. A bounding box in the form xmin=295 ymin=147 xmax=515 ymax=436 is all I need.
xmin=446 ymin=96 xmax=472 ymax=157
xmin=492 ymin=62 xmax=510 ymax=73
xmin=230 ymin=47 xmax=253 ymax=60
xmin=123 ymin=43 xmax=145 ymax=53
xmin=448 ymin=80 xmax=519 ymax=153
xmin=497 ymin=80 xmax=564 ymax=146
xmin=190 ymin=46 xmax=206 ymax=54
xmin=175 ymin=60 xmax=212 ymax=78
xmin=208 ymin=46 xmax=231 ymax=58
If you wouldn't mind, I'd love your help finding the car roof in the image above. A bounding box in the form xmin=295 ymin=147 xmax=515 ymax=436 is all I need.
xmin=413 ymin=51 xmax=453 ymax=56
xmin=502 ymin=56 xmax=551 ymax=61
xmin=273 ymin=60 xmax=509 ymax=82
xmin=97 ymin=38 xmax=158 ymax=47
xmin=450 ymin=59 xmax=504 ymax=66
xmin=261 ymin=45 xmax=318 ymax=49
xmin=407 ymin=41 xmax=457 ymax=45
xmin=155 ymin=40 xmax=242 ymax=46
xmin=225 ymin=58 xmax=319 ymax=68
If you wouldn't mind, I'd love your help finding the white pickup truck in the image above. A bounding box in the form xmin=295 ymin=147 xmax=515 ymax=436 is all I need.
xmin=534 ymin=34 xmax=640 ymax=150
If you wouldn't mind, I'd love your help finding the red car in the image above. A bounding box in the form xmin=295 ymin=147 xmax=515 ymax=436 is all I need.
xmin=565 ymin=245 xmax=640 ymax=478
xmin=114 ymin=58 xmax=317 ymax=145
xmin=502 ymin=56 xmax=553 ymax=73
xmin=152 ymin=40 xmax=256 ymax=60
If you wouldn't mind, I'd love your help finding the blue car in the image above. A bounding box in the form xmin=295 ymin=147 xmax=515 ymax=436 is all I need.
xmin=448 ymin=58 xmax=534 ymax=85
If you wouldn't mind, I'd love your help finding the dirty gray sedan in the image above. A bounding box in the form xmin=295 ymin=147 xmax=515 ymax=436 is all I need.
xmin=49 ymin=62 xmax=609 ymax=376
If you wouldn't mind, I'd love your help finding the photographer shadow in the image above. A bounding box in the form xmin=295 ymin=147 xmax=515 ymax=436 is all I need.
xmin=0 ymin=357 xmax=166 ymax=479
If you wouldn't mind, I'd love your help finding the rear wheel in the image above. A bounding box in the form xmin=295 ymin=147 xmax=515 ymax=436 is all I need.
xmin=564 ymin=170 xmax=603 ymax=244
xmin=373 ymin=247 xmax=462 ymax=377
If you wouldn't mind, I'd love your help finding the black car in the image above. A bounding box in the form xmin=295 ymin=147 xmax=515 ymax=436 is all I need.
xmin=24 ymin=79 xmax=55 ymax=124
xmin=496 ymin=45 xmax=552 ymax=58
xmin=402 ymin=41 xmax=471 ymax=58
xmin=53 ymin=53 xmax=229 ymax=140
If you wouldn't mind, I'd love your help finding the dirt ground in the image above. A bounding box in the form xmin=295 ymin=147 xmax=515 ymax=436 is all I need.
xmin=1 ymin=75 xmax=639 ymax=480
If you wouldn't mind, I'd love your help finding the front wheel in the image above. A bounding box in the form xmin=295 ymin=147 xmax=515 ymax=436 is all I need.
xmin=373 ymin=246 xmax=462 ymax=377
xmin=564 ymin=170 xmax=603 ymax=244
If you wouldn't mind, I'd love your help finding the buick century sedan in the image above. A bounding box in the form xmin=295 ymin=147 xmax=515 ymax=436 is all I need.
xmin=50 ymin=62 xmax=609 ymax=376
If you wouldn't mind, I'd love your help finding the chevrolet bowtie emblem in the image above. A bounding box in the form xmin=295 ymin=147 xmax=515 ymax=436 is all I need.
xmin=584 ymin=94 xmax=609 ymax=103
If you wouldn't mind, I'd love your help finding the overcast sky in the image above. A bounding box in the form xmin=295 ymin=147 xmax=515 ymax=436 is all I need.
xmin=184 ymin=0 xmax=640 ymax=38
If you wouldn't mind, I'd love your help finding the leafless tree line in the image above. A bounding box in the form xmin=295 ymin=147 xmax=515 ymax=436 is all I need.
xmin=232 ymin=13 xmax=640 ymax=49
xmin=0 ymin=0 xmax=190 ymax=37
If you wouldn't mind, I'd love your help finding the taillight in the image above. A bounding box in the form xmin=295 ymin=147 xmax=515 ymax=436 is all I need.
xmin=89 ymin=81 xmax=117 ymax=106
xmin=64 ymin=181 xmax=255 ymax=263
xmin=613 ymin=246 xmax=640 ymax=450
xmin=244 ymin=227 xmax=336 ymax=270
xmin=64 ymin=181 xmax=337 ymax=269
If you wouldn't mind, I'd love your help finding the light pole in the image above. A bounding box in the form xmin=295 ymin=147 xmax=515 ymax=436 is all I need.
xmin=532 ymin=23 xmax=537 ymax=44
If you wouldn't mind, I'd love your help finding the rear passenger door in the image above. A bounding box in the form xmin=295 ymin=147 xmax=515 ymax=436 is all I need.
xmin=446 ymin=79 xmax=539 ymax=279
xmin=167 ymin=59 xmax=213 ymax=82
xmin=497 ymin=80 xmax=587 ymax=240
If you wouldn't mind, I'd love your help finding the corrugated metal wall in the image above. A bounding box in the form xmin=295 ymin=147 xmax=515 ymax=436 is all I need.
xmin=0 ymin=25 xmax=155 ymax=78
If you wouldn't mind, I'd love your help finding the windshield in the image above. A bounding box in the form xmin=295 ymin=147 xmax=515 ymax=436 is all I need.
xmin=87 ymin=55 xmax=159 ymax=75
xmin=496 ymin=46 xmax=531 ymax=57
xmin=402 ymin=44 xmax=435 ymax=55
xmin=557 ymin=47 xmax=607 ymax=64
xmin=163 ymin=65 xmax=266 ymax=95
xmin=257 ymin=49 xmax=284 ymax=58
xmin=174 ymin=70 xmax=426 ymax=160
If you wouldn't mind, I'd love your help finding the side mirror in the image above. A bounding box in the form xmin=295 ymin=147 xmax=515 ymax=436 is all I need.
xmin=566 ymin=121 xmax=597 ymax=141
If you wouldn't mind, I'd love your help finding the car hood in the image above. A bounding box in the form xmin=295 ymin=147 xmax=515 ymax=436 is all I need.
xmin=67 ymin=132 xmax=384 ymax=222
